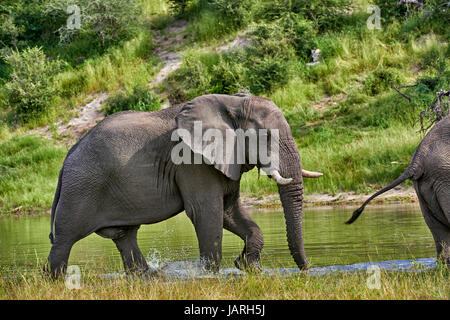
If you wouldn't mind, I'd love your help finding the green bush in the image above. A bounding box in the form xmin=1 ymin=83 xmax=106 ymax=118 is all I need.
xmin=103 ymin=86 xmax=161 ymax=116
xmin=256 ymin=0 xmax=352 ymax=31
xmin=45 ymin=0 xmax=142 ymax=46
xmin=372 ymin=0 xmax=408 ymax=24
xmin=363 ymin=67 xmax=404 ymax=96
xmin=167 ymin=0 xmax=190 ymax=15
xmin=208 ymin=0 xmax=254 ymax=28
xmin=3 ymin=47 xmax=63 ymax=121
xmin=276 ymin=12 xmax=317 ymax=61
xmin=419 ymin=42 xmax=448 ymax=78
xmin=210 ymin=53 xmax=246 ymax=94
xmin=244 ymin=23 xmax=296 ymax=94
xmin=171 ymin=51 xmax=214 ymax=99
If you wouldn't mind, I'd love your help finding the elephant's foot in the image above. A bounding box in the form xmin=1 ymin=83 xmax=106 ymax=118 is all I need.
xmin=198 ymin=256 xmax=221 ymax=274
xmin=234 ymin=254 xmax=262 ymax=272
xmin=123 ymin=267 xmax=154 ymax=281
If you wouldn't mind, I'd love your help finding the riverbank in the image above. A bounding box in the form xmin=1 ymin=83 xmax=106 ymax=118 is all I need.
xmin=242 ymin=186 xmax=417 ymax=210
xmin=1 ymin=184 xmax=418 ymax=216
xmin=1 ymin=187 xmax=418 ymax=216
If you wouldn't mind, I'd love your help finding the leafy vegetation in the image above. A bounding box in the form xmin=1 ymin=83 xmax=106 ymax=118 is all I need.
xmin=2 ymin=47 xmax=64 ymax=122
xmin=103 ymin=86 xmax=161 ymax=116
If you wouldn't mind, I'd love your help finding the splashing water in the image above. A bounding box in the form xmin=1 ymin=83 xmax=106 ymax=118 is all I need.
xmin=101 ymin=257 xmax=438 ymax=281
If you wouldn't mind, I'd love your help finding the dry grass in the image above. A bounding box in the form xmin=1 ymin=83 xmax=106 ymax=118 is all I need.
xmin=1 ymin=266 xmax=448 ymax=300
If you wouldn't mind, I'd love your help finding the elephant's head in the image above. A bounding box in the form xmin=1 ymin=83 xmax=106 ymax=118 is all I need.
xmin=174 ymin=94 xmax=322 ymax=269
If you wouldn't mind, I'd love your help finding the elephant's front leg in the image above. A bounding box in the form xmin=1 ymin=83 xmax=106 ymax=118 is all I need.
xmin=185 ymin=198 xmax=224 ymax=272
xmin=177 ymin=165 xmax=225 ymax=272
xmin=224 ymin=197 xmax=264 ymax=271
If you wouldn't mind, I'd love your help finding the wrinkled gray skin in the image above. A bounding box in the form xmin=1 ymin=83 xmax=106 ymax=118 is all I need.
xmin=44 ymin=94 xmax=318 ymax=278
xmin=347 ymin=115 xmax=450 ymax=267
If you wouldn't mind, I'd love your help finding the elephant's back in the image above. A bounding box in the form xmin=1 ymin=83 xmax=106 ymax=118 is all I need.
xmin=59 ymin=108 xmax=184 ymax=219
xmin=64 ymin=108 xmax=180 ymax=171
xmin=419 ymin=115 xmax=450 ymax=177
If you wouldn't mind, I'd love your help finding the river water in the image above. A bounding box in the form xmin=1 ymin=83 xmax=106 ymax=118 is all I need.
xmin=0 ymin=204 xmax=437 ymax=275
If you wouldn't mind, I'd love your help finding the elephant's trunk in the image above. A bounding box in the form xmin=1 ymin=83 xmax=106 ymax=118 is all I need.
xmin=277 ymin=138 xmax=309 ymax=270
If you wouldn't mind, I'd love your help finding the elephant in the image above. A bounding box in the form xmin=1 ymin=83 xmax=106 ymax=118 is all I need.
xmin=346 ymin=114 xmax=450 ymax=267
xmin=43 ymin=93 xmax=323 ymax=278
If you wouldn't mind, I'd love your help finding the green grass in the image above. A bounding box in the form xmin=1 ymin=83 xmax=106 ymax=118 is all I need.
xmin=0 ymin=132 xmax=66 ymax=213
xmin=1 ymin=266 xmax=448 ymax=299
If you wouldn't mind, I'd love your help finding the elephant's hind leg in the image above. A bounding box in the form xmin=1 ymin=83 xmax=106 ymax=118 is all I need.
xmin=415 ymin=182 xmax=450 ymax=266
xmin=108 ymin=226 xmax=149 ymax=274
xmin=435 ymin=188 xmax=450 ymax=265
xmin=224 ymin=198 xmax=264 ymax=271
xmin=44 ymin=207 xmax=90 ymax=279
xmin=44 ymin=237 xmax=76 ymax=279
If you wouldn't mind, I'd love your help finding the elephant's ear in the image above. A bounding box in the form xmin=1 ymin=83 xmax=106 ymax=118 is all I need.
xmin=175 ymin=94 xmax=248 ymax=181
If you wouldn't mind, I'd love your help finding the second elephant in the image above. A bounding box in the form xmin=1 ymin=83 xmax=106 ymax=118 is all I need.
xmin=346 ymin=115 xmax=450 ymax=266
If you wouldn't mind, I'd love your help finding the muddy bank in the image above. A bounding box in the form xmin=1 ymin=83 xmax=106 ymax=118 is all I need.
xmin=241 ymin=186 xmax=418 ymax=209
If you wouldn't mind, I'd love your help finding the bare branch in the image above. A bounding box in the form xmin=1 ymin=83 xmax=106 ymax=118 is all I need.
xmin=391 ymin=82 xmax=412 ymax=102
xmin=418 ymin=89 xmax=450 ymax=133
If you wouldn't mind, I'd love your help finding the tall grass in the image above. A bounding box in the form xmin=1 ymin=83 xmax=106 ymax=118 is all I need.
xmin=0 ymin=134 xmax=66 ymax=213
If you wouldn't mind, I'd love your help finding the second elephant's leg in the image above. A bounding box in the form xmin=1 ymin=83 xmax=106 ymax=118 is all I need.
xmin=112 ymin=226 xmax=149 ymax=274
xmin=415 ymin=183 xmax=450 ymax=266
xmin=434 ymin=189 xmax=450 ymax=265
xmin=224 ymin=198 xmax=264 ymax=271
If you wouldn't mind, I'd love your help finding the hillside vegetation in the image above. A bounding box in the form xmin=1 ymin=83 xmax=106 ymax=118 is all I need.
xmin=0 ymin=0 xmax=448 ymax=213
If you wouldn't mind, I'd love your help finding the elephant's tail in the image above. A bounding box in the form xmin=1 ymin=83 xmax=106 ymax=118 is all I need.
xmin=345 ymin=168 xmax=414 ymax=225
xmin=49 ymin=168 xmax=63 ymax=244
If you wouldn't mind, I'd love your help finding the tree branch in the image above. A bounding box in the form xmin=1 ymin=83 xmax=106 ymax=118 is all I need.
xmin=391 ymin=82 xmax=412 ymax=102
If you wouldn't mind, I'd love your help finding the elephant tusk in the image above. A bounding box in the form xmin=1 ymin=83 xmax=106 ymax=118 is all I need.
xmin=302 ymin=169 xmax=323 ymax=178
xmin=269 ymin=170 xmax=293 ymax=185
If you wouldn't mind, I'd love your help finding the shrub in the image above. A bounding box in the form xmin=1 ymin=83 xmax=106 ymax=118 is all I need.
xmin=0 ymin=13 xmax=22 ymax=48
xmin=244 ymin=23 xmax=296 ymax=94
xmin=372 ymin=0 xmax=408 ymax=24
xmin=167 ymin=0 xmax=190 ymax=15
xmin=208 ymin=0 xmax=253 ymax=28
xmin=103 ymin=86 xmax=161 ymax=116
xmin=3 ymin=47 xmax=63 ymax=121
xmin=364 ymin=67 xmax=404 ymax=96
xmin=256 ymin=0 xmax=352 ymax=31
xmin=277 ymin=12 xmax=317 ymax=61
xmin=170 ymin=51 xmax=214 ymax=99
xmin=419 ymin=42 xmax=448 ymax=78
xmin=45 ymin=0 xmax=142 ymax=46
xmin=171 ymin=22 xmax=298 ymax=96
xmin=210 ymin=54 xmax=245 ymax=94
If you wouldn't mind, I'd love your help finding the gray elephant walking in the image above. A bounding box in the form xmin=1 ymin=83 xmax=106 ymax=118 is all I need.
xmin=346 ymin=115 xmax=450 ymax=266
xmin=44 ymin=94 xmax=322 ymax=278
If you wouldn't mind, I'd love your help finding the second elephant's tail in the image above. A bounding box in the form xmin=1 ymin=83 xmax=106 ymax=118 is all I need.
xmin=49 ymin=168 xmax=63 ymax=244
xmin=345 ymin=168 xmax=415 ymax=225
